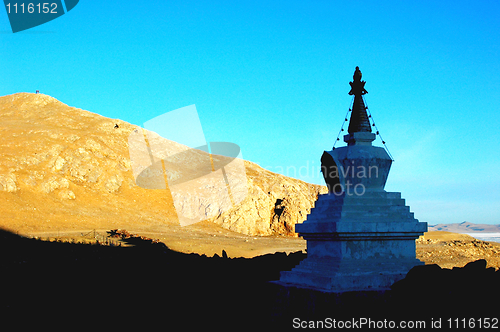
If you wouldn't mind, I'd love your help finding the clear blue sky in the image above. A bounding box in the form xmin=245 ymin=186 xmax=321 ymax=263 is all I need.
xmin=1 ymin=1 xmax=500 ymax=225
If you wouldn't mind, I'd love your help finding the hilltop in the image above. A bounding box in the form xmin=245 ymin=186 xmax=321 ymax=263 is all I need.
xmin=0 ymin=93 xmax=326 ymax=249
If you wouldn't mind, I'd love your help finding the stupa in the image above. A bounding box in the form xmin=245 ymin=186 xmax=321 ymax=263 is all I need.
xmin=279 ymin=67 xmax=427 ymax=292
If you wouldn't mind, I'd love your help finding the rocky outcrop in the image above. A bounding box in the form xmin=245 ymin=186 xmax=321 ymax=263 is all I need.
xmin=0 ymin=173 xmax=18 ymax=192
xmin=416 ymin=233 xmax=500 ymax=269
xmin=210 ymin=168 xmax=326 ymax=236
xmin=0 ymin=93 xmax=326 ymax=236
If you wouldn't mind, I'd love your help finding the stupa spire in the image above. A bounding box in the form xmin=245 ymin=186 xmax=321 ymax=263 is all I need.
xmin=343 ymin=67 xmax=376 ymax=146
xmin=347 ymin=66 xmax=371 ymax=134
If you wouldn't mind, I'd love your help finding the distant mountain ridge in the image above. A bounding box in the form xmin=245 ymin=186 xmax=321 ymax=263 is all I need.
xmin=429 ymin=222 xmax=500 ymax=233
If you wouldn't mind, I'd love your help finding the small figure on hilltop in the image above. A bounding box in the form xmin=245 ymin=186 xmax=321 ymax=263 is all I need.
xmin=36 ymin=90 xmax=39 ymax=94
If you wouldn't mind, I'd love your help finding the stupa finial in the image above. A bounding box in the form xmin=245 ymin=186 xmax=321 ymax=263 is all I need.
xmin=348 ymin=66 xmax=368 ymax=96
xmin=346 ymin=66 xmax=372 ymax=137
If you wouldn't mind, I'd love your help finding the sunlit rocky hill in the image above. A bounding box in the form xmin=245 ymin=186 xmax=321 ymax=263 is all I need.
xmin=0 ymin=93 xmax=326 ymax=237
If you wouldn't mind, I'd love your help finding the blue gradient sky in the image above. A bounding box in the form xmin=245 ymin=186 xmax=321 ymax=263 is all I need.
xmin=1 ymin=1 xmax=500 ymax=225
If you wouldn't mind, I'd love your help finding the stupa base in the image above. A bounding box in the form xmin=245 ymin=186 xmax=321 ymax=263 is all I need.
xmin=279 ymin=257 xmax=424 ymax=292
xmin=277 ymin=192 xmax=427 ymax=292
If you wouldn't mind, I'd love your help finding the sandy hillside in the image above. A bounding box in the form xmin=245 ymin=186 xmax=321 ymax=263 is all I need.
xmin=0 ymin=93 xmax=325 ymax=242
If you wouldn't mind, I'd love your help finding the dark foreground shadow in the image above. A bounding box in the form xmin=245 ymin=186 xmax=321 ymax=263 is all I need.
xmin=0 ymin=228 xmax=498 ymax=329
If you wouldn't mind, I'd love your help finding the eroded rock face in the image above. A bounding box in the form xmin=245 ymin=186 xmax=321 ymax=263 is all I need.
xmin=0 ymin=93 xmax=326 ymax=236
xmin=0 ymin=173 xmax=18 ymax=192
xmin=210 ymin=172 xmax=326 ymax=236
